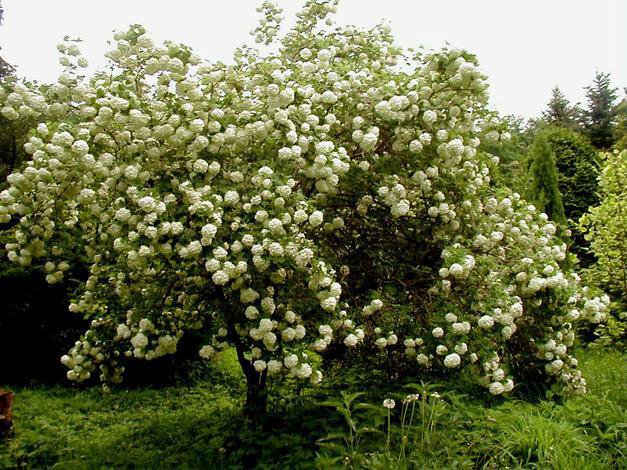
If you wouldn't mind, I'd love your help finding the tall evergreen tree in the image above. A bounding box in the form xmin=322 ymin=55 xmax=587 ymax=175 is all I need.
xmin=545 ymin=127 xmax=600 ymax=265
xmin=546 ymin=127 xmax=600 ymax=221
xmin=526 ymin=131 xmax=566 ymax=224
xmin=542 ymin=86 xmax=579 ymax=129
xmin=583 ymin=72 xmax=619 ymax=149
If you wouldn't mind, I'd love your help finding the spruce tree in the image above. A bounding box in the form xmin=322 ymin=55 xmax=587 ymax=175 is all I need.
xmin=583 ymin=72 xmax=619 ymax=149
xmin=542 ymin=86 xmax=579 ymax=129
xmin=527 ymin=131 xmax=566 ymax=224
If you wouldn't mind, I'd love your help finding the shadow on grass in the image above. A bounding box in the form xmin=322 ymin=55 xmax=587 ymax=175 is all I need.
xmin=0 ymin=383 xmax=339 ymax=469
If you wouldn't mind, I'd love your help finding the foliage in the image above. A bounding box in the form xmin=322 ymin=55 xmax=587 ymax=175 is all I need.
xmin=480 ymin=114 xmax=528 ymax=193
xmin=542 ymin=86 xmax=581 ymax=130
xmin=317 ymin=385 xmax=457 ymax=468
xmin=1 ymin=349 xmax=624 ymax=468
xmin=614 ymin=94 xmax=627 ymax=151
xmin=580 ymin=150 xmax=627 ymax=345
xmin=558 ymin=349 xmax=626 ymax=463
xmin=544 ymin=126 xmax=600 ymax=265
xmin=525 ymin=130 xmax=566 ymax=224
xmin=318 ymin=350 xmax=626 ymax=469
xmin=582 ymin=72 xmax=619 ymax=150
xmin=0 ymin=384 xmax=241 ymax=469
xmin=0 ymin=0 xmax=609 ymax=414
xmin=317 ymin=391 xmax=384 ymax=458
xmin=0 ymin=110 xmax=34 ymax=184
xmin=546 ymin=127 xmax=600 ymax=222
xmin=0 ymin=0 xmax=31 ymax=184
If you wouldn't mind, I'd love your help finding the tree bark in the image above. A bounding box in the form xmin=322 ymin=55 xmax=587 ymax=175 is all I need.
xmin=244 ymin=370 xmax=268 ymax=419
xmin=229 ymin=325 xmax=268 ymax=419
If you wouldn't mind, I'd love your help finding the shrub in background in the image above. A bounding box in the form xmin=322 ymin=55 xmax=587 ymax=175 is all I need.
xmin=546 ymin=127 xmax=600 ymax=222
xmin=580 ymin=150 xmax=627 ymax=346
xmin=525 ymin=131 xmax=566 ymax=225
xmin=546 ymin=126 xmax=600 ymax=265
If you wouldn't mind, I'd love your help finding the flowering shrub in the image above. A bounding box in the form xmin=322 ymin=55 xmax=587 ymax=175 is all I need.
xmin=0 ymin=0 xmax=608 ymax=410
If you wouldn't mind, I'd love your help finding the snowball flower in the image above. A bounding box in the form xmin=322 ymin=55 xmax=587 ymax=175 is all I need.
xmin=344 ymin=333 xmax=358 ymax=347
xmin=193 ymin=159 xmax=209 ymax=173
xmin=489 ymin=382 xmax=505 ymax=395
xmin=284 ymin=354 xmax=299 ymax=369
xmin=443 ymin=353 xmax=461 ymax=368
xmin=319 ymin=324 xmax=333 ymax=336
xmin=416 ymin=354 xmax=430 ymax=365
xmin=253 ymin=360 xmax=267 ymax=372
xmin=131 ymin=333 xmax=148 ymax=349
xmin=432 ymin=327 xmax=444 ymax=338
xmin=423 ymin=110 xmax=437 ymax=125
xmin=309 ymin=211 xmax=324 ymax=227
xmin=449 ymin=263 xmax=464 ymax=278
xmin=267 ymin=360 xmax=282 ymax=375
xmin=478 ymin=315 xmax=494 ymax=329
xmin=293 ymin=363 xmax=313 ymax=379
xmin=138 ymin=196 xmax=157 ymax=212
xmin=212 ymin=270 xmax=229 ymax=286
xmin=199 ymin=345 xmax=215 ymax=359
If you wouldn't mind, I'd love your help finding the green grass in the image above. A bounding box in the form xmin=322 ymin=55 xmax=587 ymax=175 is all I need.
xmin=1 ymin=385 xmax=239 ymax=469
xmin=1 ymin=349 xmax=625 ymax=469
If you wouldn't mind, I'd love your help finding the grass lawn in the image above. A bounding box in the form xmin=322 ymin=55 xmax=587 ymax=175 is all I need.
xmin=1 ymin=349 xmax=625 ymax=469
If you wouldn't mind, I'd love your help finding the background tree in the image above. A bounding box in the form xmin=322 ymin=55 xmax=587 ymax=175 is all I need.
xmin=0 ymin=0 xmax=25 ymax=181
xmin=0 ymin=0 xmax=90 ymax=385
xmin=547 ymin=127 xmax=599 ymax=266
xmin=542 ymin=86 xmax=580 ymax=130
xmin=544 ymin=127 xmax=600 ymax=221
xmin=544 ymin=127 xmax=600 ymax=265
xmin=612 ymin=92 xmax=627 ymax=151
xmin=583 ymin=72 xmax=619 ymax=150
xmin=526 ymin=131 xmax=566 ymax=224
xmin=580 ymin=150 xmax=627 ymax=343
xmin=0 ymin=103 xmax=33 ymax=180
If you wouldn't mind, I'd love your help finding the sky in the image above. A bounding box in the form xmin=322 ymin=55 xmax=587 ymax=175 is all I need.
xmin=0 ymin=0 xmax=624 ymax=119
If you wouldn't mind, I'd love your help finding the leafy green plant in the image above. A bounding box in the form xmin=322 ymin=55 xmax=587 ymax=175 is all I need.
xmin=580 ymin=150 xmax=627 ymax=346
xmin=317 ymin=391 xmax=384 ymax=461
xmin=317 ymin=383 xmax=456 ymax=468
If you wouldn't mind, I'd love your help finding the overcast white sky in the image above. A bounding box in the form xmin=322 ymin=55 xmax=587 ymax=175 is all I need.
xmin=0 ymin=0 xmax=624 ymax=118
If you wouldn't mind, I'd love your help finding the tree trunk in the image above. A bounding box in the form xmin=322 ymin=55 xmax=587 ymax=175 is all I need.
xmin=244 ymin=371 xmax=268 ymax=419
xmin=231 ymin=333 xmax=268 ymax=419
